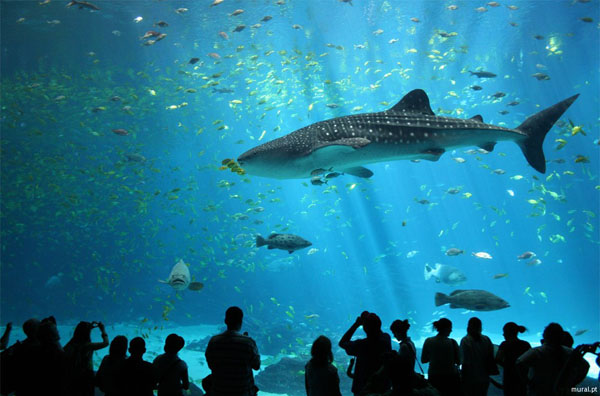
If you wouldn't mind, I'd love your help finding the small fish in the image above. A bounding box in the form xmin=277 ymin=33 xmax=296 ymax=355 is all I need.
xmin=493 ymin=273 xmax=509 ymax=279
xmin=532 ymin=72 xmax=550 ymax=81
xmin=446 ymin=248 xmax=464 ymax=256
xmin=304 ymin=314 xmax=320 ymax=319
xmin=261 ymin=16 xmax=272 ymax=22
xmin=155 ymin=21 xmax=169 ymax=27
xmin=292 ymin=24 xmax=303 ymax=29
xmin=325 ymin=172 xmax=342 ymax=179
xmin=469 ymin=70 xmax=497 ymax=78
xmin=310 ymin=176 xmax=327 ymax=186
xmin=233 ymin=25 xmax=246 ymax=32
xmin=112 ymin=128 xmax=128 ymax=136
xmin=574 ymin=329 xmax=588 ymax=336
xmin=207 ymin=52 xmax=221 ymax=59
xmin=410 ymin=17 xmax=420 ymax=23
xmin=527 ymin=258 xmax=542 ymax=266
xmin=175 ymin=7 xmax=188 ymax=14
xmin=453 ymin=157 xmax=466 ymax=163
xmin=499 ymin=110 xmax=509 ymax=115
xmin=517 ymin=251 xmax=536 ymax=260
xmin=476 ymin=6 xmax=488 ymax=12
xmin=447 ymin=4 xmax=458 ymax=10
xmin=487 ymin=1 xmax=500 ymax=6
xmin=307 ymin=248 xmax=319 ymax=255
xmin=580 ymin=17 xmax=593 ymax=23
xmin=472 ymin=251 xmax=492 ymax=259
xmin=326 ymin=103 xmax=339 ymax=108
xmin=493 ymin=169 xmax=506 ymax=175
xmin=125 ymin=153 xmax=146 ymax=162
xmin=133 ymin=16 xmax=143 ymax=23
xmin=491 ymin=92 xmax=506 ymax=98
xmin=210 ymin=0 xmax=224 ymax=6
xmin=218 ymin=31 xmax=229 ymax=40
xmin=534 ymin=35 xmax=544 ymax=40
xmin=507 ymin=101 xmax=520 ymax=106
xmin=471 ymin=85 xmax=483 ymax=91
xmin=575 ymin=155 xmax=590 ymax=163
xmin=406 ymin=250 xmax=419 ymax=259
xmin=189 ymin=57 xmax=200 ymax=65
xmin=66 ymin=0 xmax=100 ymax=10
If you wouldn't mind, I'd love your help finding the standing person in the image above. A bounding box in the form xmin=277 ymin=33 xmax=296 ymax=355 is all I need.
xmin=390 ymin=319 xmax=417 ymax=371
xmin=339 ymin=311 xmax=392 ymax=395
xmin=1 ymin=318 xmax=40 ymax=395
xmin=153 ymin=333 xmax=189 ymax=396
xmin=495 ymin=322 xmax=531 ymax=396
xmin=121 ymin=337 xmax=156 ymax=396
xmin=205 ymin=306 xmax=261 ymax=396
xmin=460 ymin=317 xmax=497 ymax=396
xmin=388 ymin=319 xmax=418 ymax=395
xmin=421 ymin=318 xmax=461 ymax=396
xmin=64 ymin=321 xmax=109 ymax=396
xmin=305 ymin=335 xmax=342 ymax=396
xmin=96 ymin=335 xmax=128 ymax=396
xmin=516 ymin=322 xmax=579 ymax=396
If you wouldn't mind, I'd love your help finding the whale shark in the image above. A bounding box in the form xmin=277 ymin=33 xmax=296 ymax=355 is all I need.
xmin=237 ymin=89 xmax=578 ymax=179
xmin=159 ymin=259 xmax=203 ymax=291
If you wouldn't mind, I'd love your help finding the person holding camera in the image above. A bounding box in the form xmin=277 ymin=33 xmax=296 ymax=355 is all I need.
xmin=339 ymin=311 xmax=392 ymax=396
xmin=64 ymin=321 xmax=109 ymax=396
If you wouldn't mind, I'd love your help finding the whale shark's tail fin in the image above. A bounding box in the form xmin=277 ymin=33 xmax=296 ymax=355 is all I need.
xmin=516 ymin=94 xmax=579 ymax=173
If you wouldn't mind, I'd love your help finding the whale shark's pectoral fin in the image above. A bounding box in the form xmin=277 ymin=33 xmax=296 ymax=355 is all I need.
xmin=311 ymin=137 xmax=371 ymax=153
xmin=188 ymin=282 xmax=204 ymax=291
xmin=340 ymin=166 xmax=373 ymax=178
xmin=478 ymin=142 xmax=496 ymax=152
xmin=421 ymin=148 xmax=445 ymax=161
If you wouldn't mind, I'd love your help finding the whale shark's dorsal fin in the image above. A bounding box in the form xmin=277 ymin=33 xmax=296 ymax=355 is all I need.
xmin=388 ymin=89 xmax=435 ymax=116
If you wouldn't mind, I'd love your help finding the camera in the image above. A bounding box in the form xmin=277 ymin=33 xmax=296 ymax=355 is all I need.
xmin=579 ymin=342 xmax=600 ymax=355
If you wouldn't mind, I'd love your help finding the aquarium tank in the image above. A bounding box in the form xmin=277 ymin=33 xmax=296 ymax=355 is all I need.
xmin=1 ymin=0 xmax=599 ymax=394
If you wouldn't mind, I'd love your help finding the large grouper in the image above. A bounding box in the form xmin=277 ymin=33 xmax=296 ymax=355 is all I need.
xmin=237 ymin=89 xmax=579 ymax=179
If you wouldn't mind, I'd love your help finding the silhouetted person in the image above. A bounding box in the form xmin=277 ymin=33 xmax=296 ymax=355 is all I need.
xmin=516 ymin=322 xmax=574 ymax=396
xmin=561 ymin=331 xmax=574 ymax=348
xmin=64 ymin=321 xmax=109 ymax=396
xmin=421 ymin=318 xmax=461 ymax=396
xmin=1 ymin=318 xmax=40 ymax=395
xmin=388 ymin=319 xmax=418 ymax=395
xmin=205 ymin=306 xmax=260 ymax=396
xmin=339 ymin=311 xmax=392 ymax=395
xmin=305 ymin=335 xmax=342 ymax=396
xmin=96 ymin=335 xmax=128 ymax=396
xmin=460 ymin=317 xmax=496 ymax=396
xmin=153 ymin=333 xmax=189 ymax=396
xmin=32 ymin=316 xmax=67 ymax=396
xmin=495 ymin=322 xmax=531 ymax=396
xmin=0 ymin=322 xmax=12 ymax=350
xmin=391 ymin=319 xmax=416 ymax=371
xmin=121 ymin=337 xmax=156 ymax=396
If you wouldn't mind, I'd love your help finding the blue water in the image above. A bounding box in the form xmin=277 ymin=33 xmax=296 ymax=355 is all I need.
xmin=1 ymin=0 xmax=599 ymax=361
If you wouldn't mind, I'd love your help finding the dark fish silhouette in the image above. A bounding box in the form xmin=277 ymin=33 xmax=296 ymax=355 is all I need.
xmin=469 ymin=70 xmax=497 ymax=78
xmin=435 ymin=289 xmax=510 ymax=311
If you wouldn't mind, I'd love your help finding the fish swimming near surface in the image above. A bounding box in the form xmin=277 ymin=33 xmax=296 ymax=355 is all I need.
xmin=237 ymin=89 xmax=579 ymax=179
xmin=435 ymin=289 xmax=510 ymax=311
xmin=66 ymin=0 xmax=100 ymax=10
xmin=256 ymin=233 xmax=312 ymax=254
xmin=159 ymin=259 xmax=204 ymax=291
xmin=424 ymin=263 xmax=467 ymax=286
